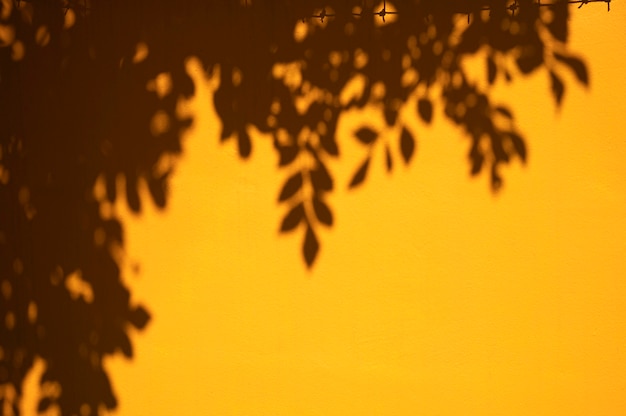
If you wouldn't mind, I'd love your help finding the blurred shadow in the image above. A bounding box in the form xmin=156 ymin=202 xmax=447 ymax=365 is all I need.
xmin=0 ymin=0 xmax=592 ymax=413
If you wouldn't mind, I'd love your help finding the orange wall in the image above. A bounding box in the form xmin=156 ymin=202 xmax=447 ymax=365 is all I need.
xmin=107 ymin=6 xmax=626 ymax=416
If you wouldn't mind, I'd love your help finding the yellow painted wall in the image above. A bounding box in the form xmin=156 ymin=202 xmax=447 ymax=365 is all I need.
xmin=107 ymin=6 xmax=626 ymax=416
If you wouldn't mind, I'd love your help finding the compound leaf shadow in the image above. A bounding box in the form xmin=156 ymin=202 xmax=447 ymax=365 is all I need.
xmin=0 ymin=0 xmax=594 ymax=413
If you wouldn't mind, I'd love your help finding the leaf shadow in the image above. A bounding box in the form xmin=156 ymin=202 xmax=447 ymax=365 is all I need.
xmin=0 ymin=0 xmax=590 ymax=413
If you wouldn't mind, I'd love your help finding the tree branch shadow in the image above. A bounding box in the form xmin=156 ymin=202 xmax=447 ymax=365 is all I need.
xmin=0 ymin=0 xmax=590 ymax=413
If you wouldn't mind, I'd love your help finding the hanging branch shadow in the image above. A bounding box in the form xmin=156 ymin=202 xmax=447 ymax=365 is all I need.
xmin=0 ymin=0 xmax=593 ymax=414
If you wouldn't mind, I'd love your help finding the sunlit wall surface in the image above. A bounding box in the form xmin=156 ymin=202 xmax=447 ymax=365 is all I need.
xmin=105 ymin=6 xmax=625 ymax=416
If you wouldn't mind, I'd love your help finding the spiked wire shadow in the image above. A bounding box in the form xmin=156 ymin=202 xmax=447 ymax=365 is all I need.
xmin=0 ymin=0 xmax=602 ymax=414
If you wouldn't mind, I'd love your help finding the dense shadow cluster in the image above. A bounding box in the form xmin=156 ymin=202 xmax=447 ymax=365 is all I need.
xmin=0 ymin=0 xmax=589 ymax=414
